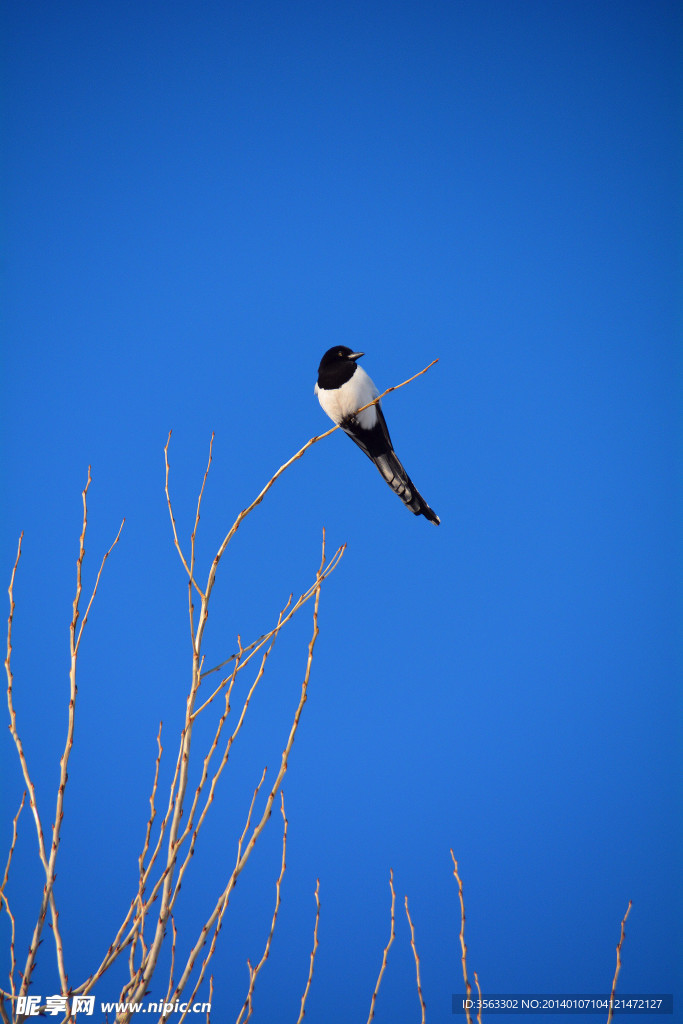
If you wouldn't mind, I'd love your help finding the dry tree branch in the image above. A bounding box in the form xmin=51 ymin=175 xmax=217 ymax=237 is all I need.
xmin=5 ymin=532 xmax=51 ymax=936
xmin=404 ymin=895 xmax=426 ymax=1024
xmin=190 ymin=432 xmax=214 ymax=583
xmin=296 ymin=879 xmax=320 ymax=1024
xmin=405 ymin=897 xmax=428 ymax=1024
xmin=451 ymin=851 xmax=474 ymax=1024
xmin=74 ymin=514 xmax=125 ymax=654
xmin=198 ymin=631 xmax=268 ymax=683
xmin=139 ymin=724 xmax=164 ymax=884
xmin=164 ymin=431 xmax=205 ymax=601
xmin=186 ymin=432 xmax=215 ymax=645
xmin=41 ymin=472 xmax=124 ymax=998
xmin=366 ymin=868 xmax=396 ymax=1024
xmin=235 ymin=769 xmax=268 ymax=866
xmin=165 ymin=914 xmax=178 ymax=1005
xmin=164 ymin=533 xmax=329 ymax=1022
xmin=473 ymin=972 xmax=483 ymax=1024
xmin=0 ymin=792 xmax=25 ymax=1007
xmin=606 ymin=901 xmax=632 ymax=1024
xmin=235 ymin=791 xmax=288 ymax=1024
xmin=6 ymin=472 xmax=124 ymax=1004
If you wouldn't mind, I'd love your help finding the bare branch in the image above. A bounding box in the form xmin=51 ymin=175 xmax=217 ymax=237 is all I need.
xmin=5 ymin=536 xmax=48 ymax=875
xmin=474 ymin=972 xmax=483 ymax=1024
xmin=235 ymin=791 xmax=288 ymax=1024
xmin=165 ymin=914 xmax=178 ymax=1004
xmin=607 ymin=901 xmax=632 ymax=1024
xmin=366 ymin=868 xmax=396 ymax=1024
xmin=451 ymin=851 xmax=473 ymax=1024
xmin=75 ymin=515 xmax=125 ymax=652
xmin=19 ymin=471 xmax=123 ymax=1002
xmin=404 ymin=895 xmax=426 ymax=1024
xmin=5 ymin=530 xmax=59 ymax=999
xmin=296 ymin=879 xmax=320 ymax=1024
xmin=0 ymin=791 xmax=25 ymax=897
xmin=0 ymin=792 xmax=26 ymax=1005
xmin=235 ymin=768 xmax=268 ymax=866
xmin=139 ymin=723 xmax=164 ymax=881
xmin=190 ymin=433 xmax=214 ymax=576
xmin=164 ymin=430 xmax=205 ymax=601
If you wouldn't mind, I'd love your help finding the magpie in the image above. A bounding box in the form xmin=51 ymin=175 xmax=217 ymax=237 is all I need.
xmin=315 ymin=346 xmax=440 ymax=524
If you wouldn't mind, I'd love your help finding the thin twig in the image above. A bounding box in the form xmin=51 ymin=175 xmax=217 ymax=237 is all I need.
xmin=0 ymin=792 xmax=26 ymax=1004
xmin=164 ymin=430 xmax=205 ymax=600
xmin=198 ymin=632 xmax=268 ymax=682
xmin=451 ymin=851 xmax=473 ymax=1024
xmin=165 ymin=914 xmax=177 ymax=1004
xmin=236 ymin=769 xmax=268 ymax=866
xmin=366 ymin=869 xmax=396 ymax=1024
xmin=139 ymin=723 xmax=164 ymax=880
xmin=606 ymin=901 xmax=632 ymax=1024
xmin=1 ymin=790 xmax=25 ymax=891
xmin=296 ymin=879 xmax=320 ymax=1024
xmin=75 ymin=516 xmax=125 ymax=652
xmin=236 ymin=791 xmax=288 ymax=1024
xmin=5 ymin=534 xmax=52 ymax=985
xmin=405 ymin=895 xmax=426 ymax=1024
xmin=186 ymin=433 xmax=214 ymax=644
xmin=191 ymin=432 xmax=214 ymax=576
xmin=473 ymin=972 xmax=483 ymax=1024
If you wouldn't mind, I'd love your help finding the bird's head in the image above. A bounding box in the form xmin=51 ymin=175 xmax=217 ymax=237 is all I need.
xmin=317 ymin=346 xmax=364 ymax=375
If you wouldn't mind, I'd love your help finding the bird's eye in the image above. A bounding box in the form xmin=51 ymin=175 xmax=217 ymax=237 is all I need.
xmin=338 ymin=349 xmax=344 ymax=356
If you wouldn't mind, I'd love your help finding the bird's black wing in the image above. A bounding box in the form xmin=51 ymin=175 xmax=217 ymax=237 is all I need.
xmin=341 ymin=403 xmax=440 ymax=524
xmin=340 ymin=400 xmax=393 ymax=461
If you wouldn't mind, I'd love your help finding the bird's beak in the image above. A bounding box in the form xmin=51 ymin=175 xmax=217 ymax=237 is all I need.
xmin=349 ymin=351 xmax=364 ymax=360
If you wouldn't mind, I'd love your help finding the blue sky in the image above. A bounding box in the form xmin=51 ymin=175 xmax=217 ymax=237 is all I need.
xmin=1 ymin=2 xmax=680 ymax=1022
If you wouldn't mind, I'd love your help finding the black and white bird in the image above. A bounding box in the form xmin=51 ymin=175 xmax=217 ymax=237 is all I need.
xmin=315 ymin=346 xmax=440 ymax=524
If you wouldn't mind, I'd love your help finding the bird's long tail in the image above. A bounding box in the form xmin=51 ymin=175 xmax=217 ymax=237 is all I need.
xmin=372 ymin=450 xmax=440 ymax=524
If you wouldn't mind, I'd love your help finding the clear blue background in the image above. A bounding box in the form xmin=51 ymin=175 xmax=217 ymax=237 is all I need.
xmin=2 ymin=2 xmax=680 ymax=1022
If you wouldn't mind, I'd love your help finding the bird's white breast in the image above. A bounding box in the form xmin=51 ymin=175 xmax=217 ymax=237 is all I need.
xmin=315 ymin=365 xmax=379 ymax=429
